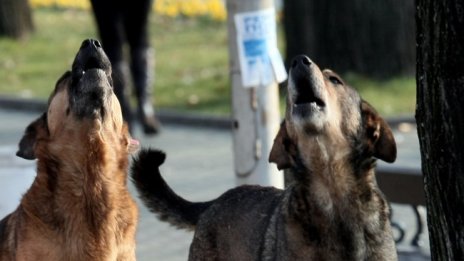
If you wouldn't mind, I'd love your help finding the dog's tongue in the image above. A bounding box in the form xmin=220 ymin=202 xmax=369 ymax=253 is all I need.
xmin=128 ymin=138 xmax=140 ymax=154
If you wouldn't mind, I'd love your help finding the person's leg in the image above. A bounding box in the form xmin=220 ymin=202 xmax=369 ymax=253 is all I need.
xmin=123 ymin=0 xmax=160 ymax=134
xmin=90 ymin=0 xmax=135 ymax=133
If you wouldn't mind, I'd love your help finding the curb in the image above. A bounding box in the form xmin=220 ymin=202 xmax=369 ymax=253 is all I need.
xmin=0 ymin=95 xmax=415 ymax=129
xmin=0 ymin=96 xmax=233 ymax=130
xmin=0 ymin=96 xmax=47 ymax=112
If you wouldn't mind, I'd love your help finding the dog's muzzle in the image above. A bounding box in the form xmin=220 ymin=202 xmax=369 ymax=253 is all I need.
xmin=70 ymin=39 xmax=113 ymax=119
xmin=289 ymin=55 xmax=326 ymax=118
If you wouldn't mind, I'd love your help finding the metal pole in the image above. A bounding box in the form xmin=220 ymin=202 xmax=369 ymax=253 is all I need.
xmin=226 ymin=0 xmax=283 ymax=188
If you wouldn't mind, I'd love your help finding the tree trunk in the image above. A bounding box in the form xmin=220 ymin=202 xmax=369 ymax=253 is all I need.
xmin=0 ymin=0 xmax=34 ymax=39
xmin=416 ymin=0 xmax=464 ymax=260
xmin=283 ymin=0 xmax=415 ymax=78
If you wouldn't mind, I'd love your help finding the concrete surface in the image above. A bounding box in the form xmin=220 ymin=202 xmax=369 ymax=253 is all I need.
xmin=0 ymin=109 xmax=430 ymax=260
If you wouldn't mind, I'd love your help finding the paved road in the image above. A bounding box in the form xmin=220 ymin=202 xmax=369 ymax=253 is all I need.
xmin=0 ymin=109 xmax=430 ymax=260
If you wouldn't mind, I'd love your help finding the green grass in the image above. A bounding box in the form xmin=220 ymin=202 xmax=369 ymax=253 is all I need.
xmin=345 ymin=74 xmax=416 ymax=116
xmin=0 ymin=9 xmax=416 ymax=117
xmin=0 ymin=9 xmax=98 ymax=98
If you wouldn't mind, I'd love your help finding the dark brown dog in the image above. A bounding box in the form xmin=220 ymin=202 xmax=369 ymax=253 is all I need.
xmin=131 ymin=55 xmax=398 ymax=260
xmin=0 ymin=39 xmax=139 ymax=261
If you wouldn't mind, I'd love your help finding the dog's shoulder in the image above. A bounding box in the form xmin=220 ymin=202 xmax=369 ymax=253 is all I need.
xmin=206 ymin=185 xmax=284 ymax=217
xmin=219 ymin=185 xmax=283 ymax=201
xmin=0 ymin=213 xmax=13 ymax=256
xmin=0 ymin=214 xmax=11 ymax=243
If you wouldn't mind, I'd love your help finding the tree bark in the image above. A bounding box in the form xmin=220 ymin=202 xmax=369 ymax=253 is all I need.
xmin=283 ymin=0 xmax=415 ymax=78
xmin=416 ymin=0 xmax=464 ymax=260
xmin=0 ymin=0 xmax=34 ymax=39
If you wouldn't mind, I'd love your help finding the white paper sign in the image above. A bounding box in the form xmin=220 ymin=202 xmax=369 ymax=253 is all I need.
xmin=235 ymin=8 xmax=288 ymax=88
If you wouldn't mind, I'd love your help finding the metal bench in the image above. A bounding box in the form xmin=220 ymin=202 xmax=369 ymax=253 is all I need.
xmin=377 ymin=164 xmax=426 ymax=248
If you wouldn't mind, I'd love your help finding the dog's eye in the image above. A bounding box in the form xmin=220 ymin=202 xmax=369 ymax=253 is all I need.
xmin=329 ymin=76 xmax=343 ymax=86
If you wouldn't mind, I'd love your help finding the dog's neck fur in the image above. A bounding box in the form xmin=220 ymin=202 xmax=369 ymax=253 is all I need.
xmin=20 ymin=127 xmax=133 ymax=257
xmin=283 ymin=132 xmax=394 ymax=260
xmin=295 ymin=131 xmax=355 ymax=198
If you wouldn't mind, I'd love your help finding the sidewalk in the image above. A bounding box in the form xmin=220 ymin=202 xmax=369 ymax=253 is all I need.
xmin=0 ymin=108 xmax=430 ymax=260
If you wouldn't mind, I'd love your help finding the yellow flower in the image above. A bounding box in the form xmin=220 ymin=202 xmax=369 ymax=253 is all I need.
xmin=30 ymin=0 xmax=90 ymax=9
xmin=206 ymin=0 xmax=226 ymax=20
xmin=154 ymin=0 xmax=225 ymax=21
xmin=31 ymin=0 xmax=226 ymax=20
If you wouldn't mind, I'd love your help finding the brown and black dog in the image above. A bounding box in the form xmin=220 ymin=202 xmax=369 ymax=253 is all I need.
xmin=0 ymin=39 xmax=139 ymax=261
xmin=131 ymin=55 xmax=398 ymax=260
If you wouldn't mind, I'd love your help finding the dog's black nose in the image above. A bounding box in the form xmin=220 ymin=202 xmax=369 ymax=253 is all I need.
xmin=80 ymin=39 xmax=102 ymax=50
xmin=291 ymin=55 xmax=312 ymax=68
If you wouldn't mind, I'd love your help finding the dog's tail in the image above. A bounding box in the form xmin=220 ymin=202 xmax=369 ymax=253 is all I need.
xmin=131 ymin=149 xmax=212 ymax=231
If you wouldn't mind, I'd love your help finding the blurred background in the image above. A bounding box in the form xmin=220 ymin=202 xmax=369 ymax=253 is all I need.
xmin=0 ymin=0 xmax=415 ymax=118
xmin=0 ymin=0 xmax=427 ymax=260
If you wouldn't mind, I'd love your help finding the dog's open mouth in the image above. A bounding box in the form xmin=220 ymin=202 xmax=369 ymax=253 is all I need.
xmin=72 ymin=54 xmax=111 ymax=85
xmin=287 ymin=57 xmax=329 ymax=133
xmin=69 ymin=39 xmax=113 ymax=119
xmin=291 ymin=75 xmax=326 ymax=116
xmin=294 ymin=80 xmax=326 ymax=108
xmin=288 ymin=55 xmax=326 ymax=113
xmin=84 ymin=57 xmax=104 ymax=72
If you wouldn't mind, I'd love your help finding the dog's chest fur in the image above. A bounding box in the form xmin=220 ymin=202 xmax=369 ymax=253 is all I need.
xmin=191 ymin=175 xmax=396 ymax=261
xmin=259 ymin=171 xmax=395 ymax=261
xmin=1 ymin=137 xmax=138 ymax=260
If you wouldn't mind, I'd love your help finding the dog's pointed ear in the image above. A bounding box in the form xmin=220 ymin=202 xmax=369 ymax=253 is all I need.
xmin=269 ymin=121 xmax=293 ymax=170
xmin=16 ymin=113 xmax=48 ymax=160
xmin=361 ymin=101 xmax=397 ymax=163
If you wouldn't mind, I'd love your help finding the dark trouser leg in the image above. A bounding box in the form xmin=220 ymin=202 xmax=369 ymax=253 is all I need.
xmin=89 ymin=0 xmax=134 ymax=133
xmin=112 ymin=62 xmax=134 ymax=133
xmin=124 ymin=0 xmax=160 ymax=134
xmin=130 ymin=47 xmax=160 ymax=134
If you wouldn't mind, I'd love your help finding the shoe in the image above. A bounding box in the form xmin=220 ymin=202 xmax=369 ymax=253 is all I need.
xmin=137 ymin=100 xmax=161 ymax=135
